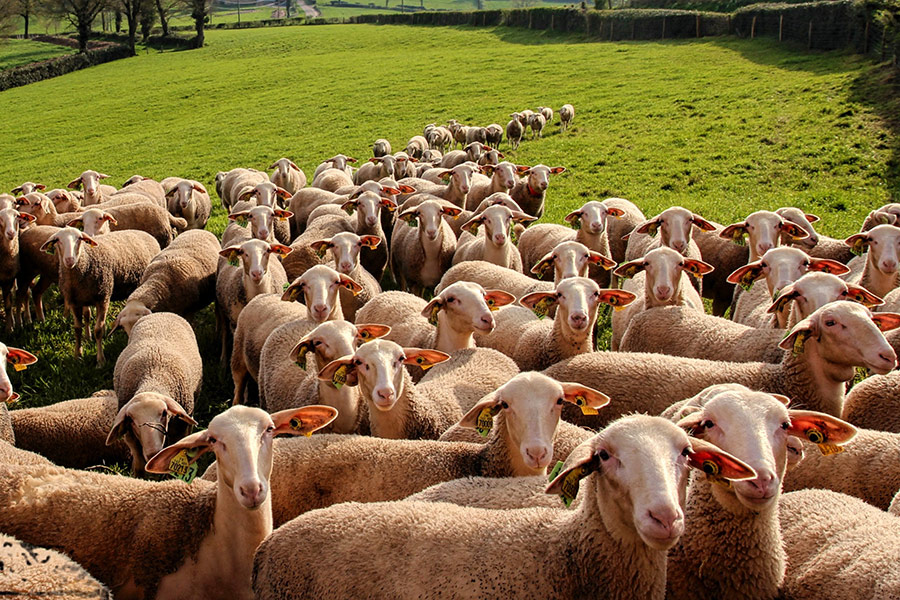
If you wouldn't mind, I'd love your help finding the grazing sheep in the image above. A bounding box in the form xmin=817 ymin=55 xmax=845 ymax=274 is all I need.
xmin=389 ymin=198 xmax=460 ymax=293
xmin=506 ymin=114 xmax=525 ymax=149
xmin=251 ymin=415 xmax=753 ymax=600
xmin=464 ymin=126 xmax=488 ymax=146
xmin=14 ymin=225 xmax=60 ymax=324
xmin=40 ymin=227 xmax=160 ymax=364
xmin=0 ymin=208 xmax=35 ymax=329
xmin=844 ymin=224 xmax=900 ymax=299
xmin=476 ymin=278 xmax=635 ymax=370
xmin=312 ymin=154 xmax=356 ymax=180
xmin=405 ymin=135 xmax=428 ymax=159
xmin=10 ymin=181 xmax=45 ymax=195
xmin=666 ymin=384 xmax=857 ymax=600
xmin=452 ymin=204 xmax=536 ymax=271
xmin=779 ymin=489 xmax=900 ymax=599
xmin=268 ymin=158 xmax=306 ymax=195
xmin=519 ymin=199 xmax=623 ymax=288
xmin=68 ymin=202 xmax=187 ymax=248
xmin=611 ymin=247 xmax=713 ymax=351
xmin=216 ymin=167 xmax=269 ymax=211
xmin=624 ymin=206 xmax=714 ymax=262
xmin=162 ymin=177 xmax=212 ymax=230
xmin=546 ymin=301 xmax=899 ymax=427
xmin=66 ymin=170 xmax=115 ymax=205
xmin=373 ymin=139 xmax=392 ymax=157
xmin=559 ymin=103 xmax=575 ymax=131
xmin=529 ymin=112 xmax=546 ymax=139
xmin=44 ymin=188 xmax=82 ymax=213
xmin=509 ymin=164 xmax=565 ymax=218
xmin=111 ymin=229 xmax=219 ymax=337
xmin=357 ymin=282 xmax=515 ymax=354
xmin=109 ymin=312 xmax=201 ymax=476
xmin=0 ymin=533 xmax=111 ymax=599
xmin=0 ymin=405 xmax=336 ymax=600
xmin=10 ymin=390 xmax=131 ymax=468
xmin=215 ymin=239 xmax=291 ymax=362
xmin=776 ymin=207 xmax=854 ymax=264
xmin=399 ymin=162 xmax=478 ymax=209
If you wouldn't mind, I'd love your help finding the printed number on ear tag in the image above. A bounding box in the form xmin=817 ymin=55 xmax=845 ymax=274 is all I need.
xmin=290 ymin=417 xmax=313 ymax=437
xmin=475 ymin=405 xmax=500 ymax=438
xmin=169 ymin=448 xmax=199 ymax=484
xmin=332 ymin=365 xmax=349 ymax=390
xmin=428 ymin=305 xmax=440 ymax=327
xmin=228 ymin=255 xmax=240 ymax=267
xmin=407 ymin=217 xmax=418 ymax=228
xmin=315 ymin=246 xmax=328 ymax=259
xmin=558 ymin=465 xmax=589 ymax=507
xmin=531 ymin=297 xmax=554 ymax=320
xmin=574 ymin=394 xmax=597 ymax=415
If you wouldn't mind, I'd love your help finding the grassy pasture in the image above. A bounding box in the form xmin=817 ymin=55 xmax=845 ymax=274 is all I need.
xmin=0 ymin=24 xmax=896 ymax=451
xmin=0 ymin=37 xmax=74 ymax=69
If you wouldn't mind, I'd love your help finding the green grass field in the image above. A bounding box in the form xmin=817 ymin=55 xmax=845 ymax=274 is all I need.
xmin=0 ymin=37 xmax=74 ymax=69
xmin=0 ymin=24 xmax=897 ymax=455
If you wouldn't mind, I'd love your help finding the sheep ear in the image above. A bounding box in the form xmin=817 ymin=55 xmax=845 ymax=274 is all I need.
xmin=613 ymin=259 xmax=645 ymax=280
xmin=355 ymin=324 xmax=391 ymax=344
xmin=270 ymin=406 xmax=338 ymax=437
xmin=686 ymin=438 xmax=757 ymax=481
xmin=549 ymin=166 xmax=566 ymax=175
xmin=515 ymin=165 xmax=531 ymax=174
xmin=441 ymin=206 xmax=462 ymax=219
xmin=163 ymin=397 xmax=197 ymax=426
xmin=871 ymin=312 xmax=900 ymax=332
xmin=805 ymin=213 xmax=820 ymax=223
xmin=16 ymin=213 xmax=35 ymax=225
xmin=66 ymin=218 xmax=84 ymax=230
xmin=274 ymin=209 xmax=293 ymax=221
xmin=40 ymin=238 xmax=58 ymax=255
xmin=635 ymin=219 xmax=660 ymax=237
xmin=484 ymin=290 xmax=515 ymax=311
xmin=380 ymin=186 xmax=401 ymax=196
xmin=727 ymin=262 xmax=764 ymax=290
xmin=438 ymin=170 xmax=452 ymax=181
xmin=228 ymin=211 xmax=250 ymax=225
xmin=102 ymin=214 xmax=118 ymax=226
xmin=808 ymin=259 xmax=850 ymax=276
xmin=268 ymin=244 xmax=292 ymax=259
xmin=461 ymin=216 xmax=483 ymax=235
xmin=563 ymin=210 xmax=582 ymax=226
xmin=676 ymin=412 xmax=705 ymax=436
xmin=359 ymin=235 xmax=381 ymax=250
xmin=401 ymin=348 xmax=450 ymax=371
xmin=338 ymin=274 xmax=363 ymax=296
xmin=598 ymin=289 xmax=636 ymax=310
xmin=681 ymin=259 xmax=714 ymax=278
xmin=398 ymin=184 xmax=416 ymax=194
xmin=512 ymin=211 xmax=537 ymax=225
xmin=520 ymin=291 xmax=557 ymax=320
xmin=238 ymin=190 xmax=256 ymax=203
xmin=97 ymin=173 xmax=110 ymax=180
xmin=421 ymin=297 xmax=444 ymax=326
xmin=189 ymin=181 xmax=205 ymax=194
xmin=458 ymin=393 xmax=501 ymax=436
xmin=844 ymin=233 xmax=869 ymax=256
xmin=66 ymin=177 xmax=83 ymax=190
xmin=691 ymin=214 xmax=716 ymax=231
xmin=587 ymin=252 xmax=617 ymax=270
xmin=6 ymin=347 xmax=37 ymax=368
xmin=530 ymin=254 xmax=555 ymax=279
xmin=545 ymin=441 xmax=600 ymax=506
xmin=606 ymin=207 xmax=625 ymax=219
xmin=289 ymin=339 xmax=315 ymax=370
xmin=274 ymin=187 xmax=291 ymax=200
xmin=768 ymin=287 xmax=800 ymax=314
xmin=781 ymin=221 xmax=809 ymax=241
xmin=10 ymin=185 xmax=23 ymax=194
xmin=105 ymin=404 xmax=132 ymax=446
xmin=310 ymin=239 xmax=333 ymax=259
xmin=318 ymin=356 xmax=359 ymax=389
xmin=560 ymin=383 xmax=609 ymax=415
xmin=779 ymin=317 xmax=816 ymax=354
xmin=340 ymin=200 xmax=358 ymax=215
xmin=399 ymin=209 xmax=419 ymax=227
xmin=80 ymin=234 xmax=98 ymax=247
xmin=786 ymin=410 xmax=857 ymax=454
xmin=282 ymin=280 xmax=305 ymax=303
xmin=145 ymin=430 xmax=213 ymax=475
xmin=771 ymin=394 xmax=792 ymax=406
xmin=369 ymin=157 xmax=382 ymax=163
xmin=379 ymin=198 xmax=397 ymax=212
xmin=480 ymin=165 xmax=496 ymax=175
xmin=720 ymin=223 xmax=748 ymax=246
xmin=845 ymin=285 xmax=883 ymax=308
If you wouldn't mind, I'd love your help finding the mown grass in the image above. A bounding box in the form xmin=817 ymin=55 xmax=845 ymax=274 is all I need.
xmin=0 ymin=24 xmax=897 ymax=431
xmin=0 ymin=38 xmax=75 ymax=70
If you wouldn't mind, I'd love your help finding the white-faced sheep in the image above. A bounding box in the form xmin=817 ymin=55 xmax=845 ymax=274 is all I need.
xmin=844 ymin=224 xmax=900 ymax=299
xmin=452 ymin=204 xmax=536 ymax=271
xmin=308 ymin=232 xmax=381 ymax=321
xmin=529 ymin=112 xmax=546 ymax=139
xmin=0 ymin=343 xmax=37 ymax=405
xmin=389 ymin=198 xmax=461 ymax=293
xmin=215 ymin=167 xmax=269 ymax=211
xmin=484 ymin=123 xmax=503 ymax=148
xmin=162 ymin=177 xmax=212 ymax=230
xmin=398 ymin=162 xmax=478 ymax=209
xmin=509 ymin=164 xmax=565 ymax=218
xmin=559 ymin=103 xmax=575 ymax=131
xmin=464 ymin=161 xmax=519 ymax=208
xmin=373 ymin=139 xmax=392 ymax=157
xmin=66 ymin=170 xmax=115 ymax=206
xmin=251 ymin=414 xmax=753 ymax=600
xmin=624 ymin=206 xmax=714 ymax=262
xmin=67 ymin=202 xmax=187 ymax=248
xmin=776 ymin=207 xmax=854 ymax=264
xmin=10 ymin=182 xmax=45 ymax=195
xmin=268 ymin=158 xmax=306 ymax=195
xmin=506 ymin=114 xmax=525 ymax=149
xmin=312 ymin=154 xmax=357 ymax=180
xmin=0 ymin=208 xmax=35 ymax=329
xmin=44 ymin=188 xmax=81 ymax=213
xmin=405 ymin=135 xmax=428 ymax=159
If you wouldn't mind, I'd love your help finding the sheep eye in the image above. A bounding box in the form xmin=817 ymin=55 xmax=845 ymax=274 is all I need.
xmin=681 ymin=447 xmax=691 ymax=457
xmin=313 ymin=340 xmax=322 ymax=346
xmin=501 ymin=401 xmax=509 ymax=409
xmin=760 ymin=263 xmax=767 ymax=269
xmin=825 ymin=320 xmax=836 ymax=327
xmin=556 ymin=397 xmax=564 ymax=405
xmin=208 ymin=437 xmax=217 ymax=444
xmin=265 ymin=425 xmax=275 ymax=433
xmin=701 ymin=420 xmax=714 ymax=429
xmin=598 ymin=449 xmax=610 ymax=461
xmin=353 ymin=359 xmax=362 ymax=366
xmin=781 ymin=422 xmax=790 ymax=430
xmin=447 ymin=297 xmax=455 ymax=303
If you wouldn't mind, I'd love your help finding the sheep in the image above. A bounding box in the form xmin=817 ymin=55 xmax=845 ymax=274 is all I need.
xmin=420 ymin=148 xmax=442 ymax=166
xmin=506 ymin=114 xmax=525 ymax=149
xmin=779 ymin=489 xmax=900 ymax=599
xmin=260 ymin=321 xmax=391 ymax=431
xmin=389 ymin=198 xmax=460 ymax=293
xmin=0 ymin=193 xmax=14 ymax=210
xmin=529 ymin=112 xmax=546 ymax=139
xmin=10 ymin=390 xmax=131 ymax=468
xmin=768 ymin=271 xmax=884 ymax=329
xmin=373 ymin=139 xmax=392 ymax=157
xmin=438 ymin=142 xmax=488 ymax=169
xmin=14 ymin=225 xmax=60 ymax=324
xmin=312 ymin=154 xmax=356 ymax=180
xmin=464 ymin=161 xmax=519 ymax=209
xmin=281 ymin=207 xmax=357 ymax=281
xmin=776 ymin=207 xmax=854 ymax=264
xmin=0 ymin=343 xmax=37 ymax=405
xmin=251 ymin=414 xmax=753 ymax=600
xmin=436 ymin=260 xmax=555 ymax=300
xmin=447 ymin=119 xmax=467 ymax=148
xmin=452 ymin=204 xmax=536 ymax=271
xmin=268 ymin=158 xmax=306 ymax=195
xmin=427 ymin=126 xmax=453 ymax=153
xmin=666 ymin=384 xmax=857 ymax=600
xmin=357 ymin=282 xmax=515 ymax=354
xmin=161 ymin=177 xmax=212 ymax=230
xmin=0 ymin=404 xmax=337 ymax=600
xmin=559 ymin=103 xmax=575 ymax=131
xmin=399 ymin=162 xmax=478 ymax=209
xmin=624 ymin=206 xmax=714 ymax=262
xmin=405 ymin=135 xmax=428 ymax=159
xmin=0 ymin=533 xmax=111 ymax=598
xmin=10 ymin=181 xmax=45 ymax=195
xmin=0 ymin=208 xmax=35 ymax=329
xmin=544 ymin=301 xmax=899 ymax=428
xmin=67 ymin=203 xmax=187 ymax=248
xmin=610 ymin=247 xmax=713 ymax=351
xmin=44 ymin=188 xmax=81 ymax=213
xmin=464 ymin=126 xmax=488 ymax=145
xmin=110 ymin=229 xmax=219 ymax=337
xmin=860 ymin=202 xmax=900 ymax=231
xmin=519 ymin=199 xmax=624 ymax=288
xmin=841 ymin=369 xmax=900 ymax=433
xmin=40 ymin=227 xmax=160 ymax=364
xmin=392 ymin=151 xmax=419 ymax=179
xmin=281 ymin=264 xmax=363 ymax=323
xmin=537 ymin=105 xmax=553 ymax=123
xmin=215 ymin=239 xmax=292 ymax=362
xmin=844 ymin=224 xmax=900 ymax=299
xmin=509 ymin=163 xmax=565 ymax=218
xmin=308 ymin=231 xmax=381 ymax=321
xmin=66 ymin=170 xmax=115 ymax=205
xmin=233 ymin=181 xmax=293 ymax=214
xmin=485 ymin=123 xmax=503 ymax=147
xmin=402 ymin=474 xmax=557 ymax=509
xmin=315 ymin=190 xmax=394 ymax=279
xmin=16 ymin=192 xmax=85 ymax=227
xmin=476 ymin=278 xmax=636 ymax=370
xmin=216 ymin=167 xmax=269 ymax=211
xmin=115 ymin=175 xmax=167 ymax=207
xmin=353 ymin=155 xmax=397 ymax=185
xmin=729 ymin=247 xmax=850 ymax=328
xmin=476 ymin=147 xmax=504 ymax=166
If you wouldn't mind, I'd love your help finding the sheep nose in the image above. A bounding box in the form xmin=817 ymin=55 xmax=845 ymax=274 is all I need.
xmin=882 ymin=259 xmax=898 ymax=273
xmin=480 ymin=315 xmax=495 ymax=330
xmin=672 ymin=240 xmax=686 ymax=253
xmin=590 ymin=223 xmax=603 ymax=234
xmin=64 ymin=256 xmax=76 ymax=268
xmin=339 ymin=262 xmax=353 ymax=273
xmin=257 ymin=229 xmax=269 ymax=239
xmin=570 ymin=313 xmax=588 ymax=329
xmin=880 ymin=351 xmax=897 ymax=366
xmin=312 ymin=303 xmax=328 ymax=317
xmin=366 ymin=217 xmax=377 ymax=227
xmin=0 ymin=383 xmax=11 ymax=400
xmin=757 ymin=242 xmax=773 ymax=255
xmin=249 ymin=269 xmax=263 ymax=282
xmin=425 ymin=228 xmax=438 ymax=240
xmin=239 ymin=480 xmax=265 ymax=507
xmin=6 ymin=231 xmax=15 ymax=240
xmin=539 ymin=181 xmax=548 ymax=190
xmin=374 ymin=388 xmax=395 ymax=409
xmin=525 ymin=446 xmax=548 ymax=466
xmin=647 ymin=506 xmax=682 ymax=537
xmin=656 ymin=286 xmax=671 ymax=299
xmin=493 ymin=234 xmax=506 ymax=245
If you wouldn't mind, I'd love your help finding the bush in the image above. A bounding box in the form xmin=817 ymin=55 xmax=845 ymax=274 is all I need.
xmin=0 ymin=44 xmax=132 ymax=92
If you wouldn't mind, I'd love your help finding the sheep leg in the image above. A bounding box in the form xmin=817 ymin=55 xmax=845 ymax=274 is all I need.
xmin=94 ymin=302 xmax=109 ymax=366
xmin=231 ymin=350 xmax=248 ymax=406
xmin=32 ymin=276 xmax=52 ymax=321
xmin=2 ymin=285 xmax=12 ymax=332
xmin=72 ymin=306 xmax=84 ymax=358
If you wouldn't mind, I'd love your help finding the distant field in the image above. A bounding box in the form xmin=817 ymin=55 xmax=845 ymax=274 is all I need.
xmin=0 ymin=37 xmax=74 ymax=69
xmin=0 ymin=24 xmax=896 ymax=438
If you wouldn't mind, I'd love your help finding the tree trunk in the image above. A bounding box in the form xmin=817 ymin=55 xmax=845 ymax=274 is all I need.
xmin=77 ymin=19 xmax=91 ymax=53
xmin=23 ymin=12 xmax=29 ymax=38
xmin=126 ymin=13 xmax=137 ymax=54
xmin=116 ymin=10 xmax=123 ymax=32
xmin=193 ymin=11 xmax=204 ymax=48
xmin=285 ymin=0 xmax=291 ymax=17
xmin=155 ymin=0 xmax=169 ymax=35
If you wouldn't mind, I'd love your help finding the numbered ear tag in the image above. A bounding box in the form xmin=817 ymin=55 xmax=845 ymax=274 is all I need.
xmin=574 ymin=394 xmax=598 ymax=415
xmin=226 ymin=251 xmax=240 ymax=267
xmin=804 ymin=428 xmax=843 ymax=455
xmin=475 ymin=404 xmax=501 ymax=438
xmin=415 ymin=356 xmax=434 ymax=371
xmin=738 ymin=270 xmax=756 ymax=291
xmin=731 ymin=230 xmax=746 ymax=246
xmin=855 ymin=367 xmax=870 ymax=383
xmin=700 ymin=459 xmax=732 ymax=489
xmin=358 ymin=330 xmax=372 ymax=342
xmin=646 ymin=223 xmax=659 ymax=238
xmin=295 ymin=345 xmax=310 ymax=370
xmin=485 ymin=297 xmax=500 ymax=311
xmin=12 ymin=363 xmax=27 ymax=372
xmin=169 ymin=448 xmax=199 ymax=484
xmin=290 ymin=417 xmax=314 ymax=437
xmin=787 ymin=330 xmax=811 ymax=357
xmin=44 ymin=243 xmax=56 ymax=255
xmin=849 ymin=238 xmax=866 ymax=256
xmin=428 ymin=304 xmax=440 ymax=326
xmin=315 ymin=246 xmax=328 ymax=259
xmin=531 ymin=297 xmax=555 ymax=320
xmin=569 ymin=218 xmax=581 ymax=231
xmin=557 ymin=464 xmax=591 ymax=507
xmin=406 ymin=216 xmax=418 ymax=227
xmin=331 ymin=365 xmax=349 ymax=390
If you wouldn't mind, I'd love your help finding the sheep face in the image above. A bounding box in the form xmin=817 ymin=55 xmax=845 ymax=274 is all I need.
xmin=147 ymin=406 xmax=337 ymax=509
xmin=769 ymin=272 xmax=883 ymax=320
xmin=270 ymin=159 xmax=300 ymax=188
xmin=531 ymin=241 xmax=615 ymax=282
xmin=74 ymin=209 xmax=116 ymax=237
xmin=240 ymin=182 xmax=290 ymax=209
xmin=283 ymin=265 xmax=361 ymax=323
xmin=221 ymin=240 xmax=289 ymax=286
xmin=619 ymin=247 xmax=712 ymax=304
xmin=721 ymin=210 xmax=809 ymax=261
xmin=776 ymin=207 xmax=820 ymax=249
xmin=107 ymin=392 xmax=197 ymax=471
xmin=314 ymin=232 xmax=379 ymax=275
xmin=41 ymin=227 xmax=98 ymax=269
xmin=17 ymin=192 xmax=52 ymax=222
xmin=0 ymin=207 xmax=32 ymax=241
xmin=484 ymin=162 xmax=517 ymax=192
xmin=168 ymin=179 xmax=206 ymax=212
xmin=229 ymin=205 xmax=291 ymax=242
xmin=67 ymin=170 xmax=110 ymax=202
xmin=344 ymin=192 xmax=393 ymax=229
xmin=729 ymin=247 xmax=848 ymax=301
xmin=846 ymin=224 xmax=900 ymax=275
xmin=0 ymin=343 xmax=37 ymax=403
xmin=522 ymin=279 xmax=635 ymax=336
xmin=522 ymin=164 xmax=565 ymax=195
xmin=420 ymin=281 xmax=515 ymax=336
xmin=564 ymin=200 xmax=624 ymax=236
xmin=46 ymin=189 xmax=80 ymax=213
xmin=637 ymin=207 xmax=715 ymax=255
xmin=112 ymin=300 xmax=152 ymax=337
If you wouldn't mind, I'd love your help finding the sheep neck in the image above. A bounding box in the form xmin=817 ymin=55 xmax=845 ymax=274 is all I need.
xmin=366 ymin=368 xmax=416 ymax=440
xmin=644 ymin=275 xmax=687 ymax=309
xmin=442 ymin=180 xmax=466 ymax=208
xmin=418 ymin=226 xmax=445 ymax=288
xmin=477 ymin=412 xmax=546 ymax=478
xmin=777 ymin=343 xmax=847 ymax=417
xmin=242 ymin=271 xmax=272 ymax=300
xmin=861 ymin=257 xmax=900 ymax=299
xmin=574 ymin=227 xmax=610 ymax=257
xmin=315 ymin=381 xmax=359 ymax=434
xmin=481 ymin=234 xmax=513 ymax=268
xmin=547 ymin=311 xmax=594 ymax=364
xmin=433 ymin=310 xmax=476 ymax=354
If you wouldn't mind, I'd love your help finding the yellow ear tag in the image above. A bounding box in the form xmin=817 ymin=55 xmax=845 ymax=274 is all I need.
xmin=358 ymin=330 xmax=372 ymax=343
xmin=415 ymin=356 xmax=434 ymax=371
xmin=405 ymin=216 xmax=418 ymax=227
xmin=569 ymin=217 xmax=581 ymax=231
xmin=646 ymin=223 xmax=659 ymax=238
xmin=169 ymin=448 xmax=199 ymax=484
xmin=12 ymin=363 xmax=27 ymax=372
xmin=804 ymin=428 xmax=843 ymax=456
xmin=486 ymin=297 xmax=500 ymax=311
xmin=531 ymin=297 xmax=555 ymax=320
xmin=700 ymin=458 xmax=733 ymax=488
xmin=227 ymin=252 xmax=240 ymax=267
xmin=290 ymin=417 xmax=313 ymax=437
xmin=533 ymin=262 xmax=547 ymax=280
xmin=428 ymin=304 xmax=440 ymax=327
xmin=731 ymin=229 xmax=746 ymax=246
xmin=343 ymin=205 xmax=356 ymax=216
xmin=738 ymin=269 xmax=756 ymax=291
xmin=295 ymin=346 xmax=310 ymax=370
xmin=475 ymin=405 xmax=500 ymax=437
xmin=332 ymin=365 xmax=349 ymax=390
xmin=558 ymin=465 xmax=590 ymax=507
xmin=4 ymin=393 xmax=19 ymax=406
xmin=315 ymin=245 xmax=328 ymax=259
xmin=849 ymin=238 xmax=866 ymax=257
xmin=43 ymin=243 xmax=56 ymax=255
xmin=789 ymin=331 xmax=811 ymax=357
xmin=574 ymin=394 xmax=598 ymax=415
xmin=234 ymin=215 xmax=248 ymax=226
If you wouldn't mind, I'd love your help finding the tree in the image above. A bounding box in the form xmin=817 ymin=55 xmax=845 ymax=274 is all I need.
xmin=0 ymin=1 xmax=15 ymax=37
xmin=117 ymin=0 xmax=142 ymax=54
xmin=139 ymin=0 xmax=155 ymax=41
xmin=15 ymin=0 xmax=38 ymax=39
xmin=154 ymin=0 xmax=178 ymax=36
xmin=45 ymin=0 xmax=110 ymax=53
xmin=180 ymin=0 xmax=212 ymax=48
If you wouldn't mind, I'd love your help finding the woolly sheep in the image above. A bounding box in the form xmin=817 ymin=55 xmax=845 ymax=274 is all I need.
xmin=308 ymin=231 xmax=381 ymax=321
xmin=452 ymin=204 xmax=536 ymax=271
xmin=844 ymin=224 xmax=900 ymax=299
xmin=162 ymin=177 xmax=212 ymax=230
xmin=610 ymin=247 xmax=712 ymax=350
xmin=522 ymin=240 xmax=615 ymax=286
xmin=438 ymin=142 xmax=487 ymax=169
xmin=0 ymin=405 xmax=336 ymax=600
xmin=65 ymin=170 xmax=115 ymax=206
xmin=10 ymin=181 xmax=45 ymax=195
xmin=268 ymin=158 xmax=306 ymax=195
xmin=768 ymin=271 xmax=883 ymax=329
xmin=216 ymin=167 xmax=269 ymax=211
xmin=435 ymin=260 xmax=555 ymax=300
xmin=109 ymin=312 xmax=201 ymax=476
xmin=68 ymin=202 xmax=187 ymax=248
xmin=0 ymin=533 xmax=111 ymax=598
xmin=464 ymin=126 xmax=488 ymax=145
xmin=398 ymin=162 xmax=478 ymax=209
xmin=14 ymin=225 xmax=60 ymax=324
xmin=333 ymin=190 xmax=395 ymax=278
xmin=0 ymin=208 xmax=35 ymax=329
xmin=280 ymin=206 xmax=356 ymax=281
xmin=666 ymin=384 xmax=857 ymax=600
xmin=114 ymin=175 xmax=167 ymax=207
xmin=602 ymin=197 xmax=645 ymax=265
xmin=17 ymin=191 xmax=86 ymax=227
xmin=776 ymin=207 xmax=854 ymax=264
xmin=312 ymin=154 xmax=357 ymax=180
xmin=281 ymin=264 xmax=362 ymax=322
xmin=476 ymin=148 xmax=504 ymax=167
xmin=860 ymin=202 xmax=900 ymax=231
xmin=354 ymin=155 xmax=397 ymax=184
xmin=529 ymin=112 xmax=546 ymax=139
xmin=624 ymin=206 xmax=714 ymax=262
xmin=506 ymin=114 xmax=525 ymax=150
xmin=559 ymin=103 xmax=575 ymax=131
xmin=251 ymin=414 xmax=753 ymax=600
xmin=40 ymin=227 xmax=160 ymax=364
xmin=841 ymin=369 xmax=900 ymax=433
xmin=464 ymin=162 xmax=520 ymax=208
xmin=545 ymin=301 xmax=900 ymax=427
xmin=405 ymin=135 xmax=428 ymax=159
xmin=509 ymin=164 xmax=565 ymax=218
xmin=311 ymin=167 xmax=355 ymax=193
xmin=485 ymin=123 xmax=503 ymax=147
xmin=373 ymin=139 xmax=392 ymax=157
xmin=476 ymin=278 xmax=635 ymax=370
xmin=389 ymin=198 xmax=460 ymax=293
xmin=44 ymin=188 xmax=81 ymax=213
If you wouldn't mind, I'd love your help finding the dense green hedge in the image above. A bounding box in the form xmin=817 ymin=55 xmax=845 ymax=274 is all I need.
xmin=0 ymin=43 xmax=132 ymax=92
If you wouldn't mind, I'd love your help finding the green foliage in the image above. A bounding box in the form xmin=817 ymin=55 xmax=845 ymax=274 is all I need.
xmin=0 ymin=38 xmax=74 ymax=70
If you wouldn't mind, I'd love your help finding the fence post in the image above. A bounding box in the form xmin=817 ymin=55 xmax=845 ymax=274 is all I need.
xmin=696 ymin=14 xmax=700 ymax=38
xmin=779 ymin=14 xmax=783 ymax=41
xmin=751 ymin=15 xmax=756 ymax=39
xmin=808 ymin=19 xmax=813 ymax=49
xmin=661 ymin=16 xmax=666 ymax=39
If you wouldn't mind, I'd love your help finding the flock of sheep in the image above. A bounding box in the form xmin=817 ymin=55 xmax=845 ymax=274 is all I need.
xmin=0 ymin=101 xmax=899 ymax=599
